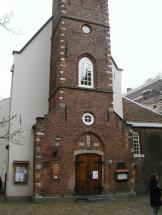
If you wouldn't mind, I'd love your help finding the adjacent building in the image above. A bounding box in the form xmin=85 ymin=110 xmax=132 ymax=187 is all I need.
xmin=5 ymin=18 xmax=52 ymax=198
xmin=123 ymin=97 xmax=162 ymax=193
xmin=124 ymin=77 xmax=162 ymax=114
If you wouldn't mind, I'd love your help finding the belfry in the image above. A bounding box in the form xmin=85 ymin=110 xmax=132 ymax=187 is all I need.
xmin=33 ymin=0 xmax=134 ymax=197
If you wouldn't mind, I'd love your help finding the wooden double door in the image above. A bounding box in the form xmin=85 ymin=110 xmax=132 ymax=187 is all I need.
xmin=75 ymin=154 xmax=102 ymax=195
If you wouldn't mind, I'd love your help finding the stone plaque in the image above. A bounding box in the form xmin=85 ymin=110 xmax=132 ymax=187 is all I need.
xmin=93 ymin=142 xmax=100 ymax=147
xmin=52 ymin=163 xmax=61 ymax=179
xmin=78 ymin=142 xmax=85 ymax=147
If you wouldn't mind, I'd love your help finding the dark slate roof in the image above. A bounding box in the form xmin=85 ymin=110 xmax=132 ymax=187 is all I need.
xmin=123 ymin=97 xmax=162 ymax=123
xmin=124 ymin=78 xmax=162 ymax=100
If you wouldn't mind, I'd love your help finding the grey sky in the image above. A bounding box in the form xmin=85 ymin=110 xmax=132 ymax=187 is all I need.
xmin=0 ymin=0 xmax=162 ymax=99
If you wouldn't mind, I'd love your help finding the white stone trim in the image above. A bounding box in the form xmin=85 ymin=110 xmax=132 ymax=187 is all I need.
xmin=61 ymin=27 xmax=67 ymax=31
xmin=36 ymin=164 xmax=42 ymax=170
xmin=127 ymin=121 xmax=162 ymax=128
xmin=60 ymin=57 xmax=65 ymax=61
xmin=36 ymin=132 xmax=44 ymax=136
xmin=74 ymin=150 xmax=103 ymax=157
xmin=60 ymin=64 xmax=66 ymax=67
xmin=106 ymin=71 xmax=112 ymax=74
xmin=133 ymin=154 xmax=145 ymax=158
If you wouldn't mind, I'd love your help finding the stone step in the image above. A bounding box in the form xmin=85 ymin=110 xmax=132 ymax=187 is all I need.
xmin=74 ymin=195 xmax=110 ymax=203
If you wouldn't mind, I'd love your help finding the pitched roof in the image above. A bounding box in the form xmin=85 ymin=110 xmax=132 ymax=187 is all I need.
xmin=111 ymin=57 xmax=123 ymax=71
xmin=123 ymin=96 xmax=162 ymax=124
xmin=124 ymin=77 xmax=162 ymax=100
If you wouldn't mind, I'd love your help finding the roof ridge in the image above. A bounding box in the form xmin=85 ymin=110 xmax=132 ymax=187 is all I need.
xmin=124 ymin=77 xmax=162 ymax=96
xmin=122 ymin=96 xmax=162 ymax=117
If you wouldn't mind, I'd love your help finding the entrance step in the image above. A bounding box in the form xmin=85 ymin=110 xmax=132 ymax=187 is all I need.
xmin=74 ymin=195 xmax=110 ymax=203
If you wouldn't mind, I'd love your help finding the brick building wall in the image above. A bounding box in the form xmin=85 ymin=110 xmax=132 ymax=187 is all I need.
xmin=33 ymin=0 xmax=135 ymax=197
xmin=123 ymin=97 xmax=162 ymax=193
xmin=132 ymin=128 xmax=162 ymax=193
xmin=33 ymin=109 xmax=134 ymax=196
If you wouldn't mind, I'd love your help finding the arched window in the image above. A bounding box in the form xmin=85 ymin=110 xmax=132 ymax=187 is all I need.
xmin=78 ymin=57 xmax=94 ymax=88
xmin=132 ymin=132 xmax=140 ymax=156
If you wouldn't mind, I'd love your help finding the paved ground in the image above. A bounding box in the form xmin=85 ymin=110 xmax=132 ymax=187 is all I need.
xmin=0 ymin=195 xmax=162 ymax=215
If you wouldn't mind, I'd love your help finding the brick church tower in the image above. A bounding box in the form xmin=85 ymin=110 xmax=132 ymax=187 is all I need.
xmin=33 ymin=0 xmax=135 ymax=197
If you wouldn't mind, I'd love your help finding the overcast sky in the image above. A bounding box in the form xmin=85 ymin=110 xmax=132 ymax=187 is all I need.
xmin=0 ymin=0 xmax=162 ymax=99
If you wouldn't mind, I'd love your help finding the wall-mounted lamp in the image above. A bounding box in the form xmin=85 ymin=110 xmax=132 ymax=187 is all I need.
xmin=6 ymin=145 xmax=10 ymax=150
xmin=108 ymin=160 xmax=113 ymax=168
xmin=53 ymin=135 xmax=60 ymax=158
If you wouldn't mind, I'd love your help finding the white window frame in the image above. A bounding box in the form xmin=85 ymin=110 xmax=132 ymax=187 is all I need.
xmin=132 ymin=132 xmax=141 ymax=156
xmin=82 ymin=113 xmax=94 ymax=126
xmin=78 ymin=57 xmax=94 ymax=88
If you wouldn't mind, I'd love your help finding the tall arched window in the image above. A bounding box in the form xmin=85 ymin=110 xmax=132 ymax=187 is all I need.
xmin=132 ymin=132 xmax=140 ymax=156
xmin=78 ymin=57 xmax=94 ymax=88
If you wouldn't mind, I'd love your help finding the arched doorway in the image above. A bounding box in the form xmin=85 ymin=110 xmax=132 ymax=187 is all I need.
xmin=75 ymin=153 xmax=102 ymax=195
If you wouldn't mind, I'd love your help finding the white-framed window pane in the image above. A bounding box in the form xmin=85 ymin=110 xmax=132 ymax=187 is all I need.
xmin=79 ymin=57 xmax=94 ymax=88
xmin=132 ymin=132 xmax=140 ymax=155
xmin=82 ymin=113 xmax=94 ymax=126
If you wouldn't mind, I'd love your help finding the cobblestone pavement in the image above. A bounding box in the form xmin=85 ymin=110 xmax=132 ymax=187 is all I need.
xmin=0 ymin=195 xmax=162 ymax=215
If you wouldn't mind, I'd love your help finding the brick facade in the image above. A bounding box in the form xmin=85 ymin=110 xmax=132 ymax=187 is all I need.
xmin=123 ymin=97 xmax=162 ymax=193
xmin=33 ymin=0 xmax=134 ymax=197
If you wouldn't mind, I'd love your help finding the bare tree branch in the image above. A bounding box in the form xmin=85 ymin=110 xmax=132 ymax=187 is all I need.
xmin=0 ymin=12 xmax=21 ymax=34
xmin=0 ymin=114 xmax=17 ymax=126
xmin=0 ymin=114 xmax=23 ymax=145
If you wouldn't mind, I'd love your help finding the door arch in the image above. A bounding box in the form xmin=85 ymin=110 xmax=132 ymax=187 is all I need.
xmin=75 ymin=153 xmax=103 ymax=195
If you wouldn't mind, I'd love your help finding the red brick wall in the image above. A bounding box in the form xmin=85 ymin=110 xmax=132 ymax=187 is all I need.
xmin=33 ymin=0 xmax=135 ymax=196
xmin=52 ymin=0 xmax=110 ymax=29
xmin=49 ymin=16 xmax=112 ymax=109
xmin=33 ymin=94 xmax=134 ymax=195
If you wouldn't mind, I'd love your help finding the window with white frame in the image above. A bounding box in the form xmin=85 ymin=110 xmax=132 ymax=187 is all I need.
xmin=132 ymin=132 xmax=140 ymax=156
xmin=82 ymin=113 xmax=94 ymax=126
xmin=78 ymin=57 xmax=94 ymax=88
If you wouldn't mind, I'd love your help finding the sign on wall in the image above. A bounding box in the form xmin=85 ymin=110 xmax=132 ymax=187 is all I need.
xmin=51 ymin=163 xmax=61 ymax=179
xmin=13 ymin=161 xmax=29 ymax=184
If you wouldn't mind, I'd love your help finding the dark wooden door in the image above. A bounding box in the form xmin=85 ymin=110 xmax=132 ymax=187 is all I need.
xmin=75 ymin=154 xmax=102 ymax=195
